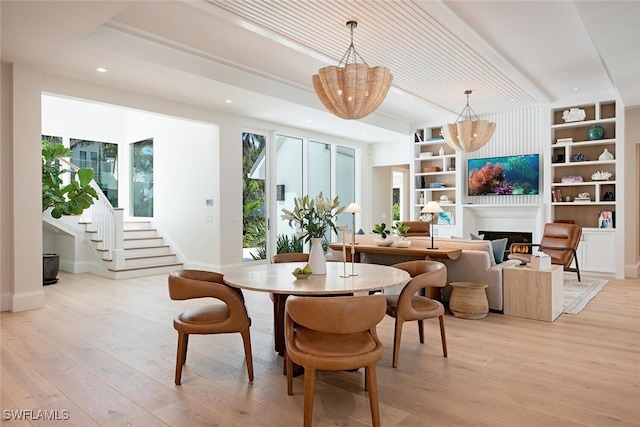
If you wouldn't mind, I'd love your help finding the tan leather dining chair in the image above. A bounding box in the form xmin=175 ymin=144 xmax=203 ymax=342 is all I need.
xmin=388 ymin=260 xmax=448 ymax=368
xmin=168 ymin=269 xmax=254 ymax=385
xmin=508 ymin=222 xmax=582 ymax=281
xmin=284 ymin=294 xmax=387 ymax=427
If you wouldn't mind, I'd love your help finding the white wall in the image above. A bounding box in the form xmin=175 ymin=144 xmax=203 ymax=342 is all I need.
xmin=42 ymin=95 xmax=221 ymax=269
xmin=1 ymin=64 xmax=46 ymax=312
xmin=624 ymin=106 xmax=640 ymax=277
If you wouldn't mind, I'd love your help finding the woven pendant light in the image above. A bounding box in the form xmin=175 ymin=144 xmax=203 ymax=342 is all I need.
xmin=312 ymin=21 xmax=393 ymax=120
xmin=441 ymin=90 xmax=496 ymax=152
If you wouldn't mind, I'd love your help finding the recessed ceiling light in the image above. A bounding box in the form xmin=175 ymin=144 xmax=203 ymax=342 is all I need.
xmin=96 ymin=67 xmax=107 ymax=73
xmin=225 ymin=99 xmax=232 ymax=104
xmin=574 ymin=86 xmax=580 ymax=91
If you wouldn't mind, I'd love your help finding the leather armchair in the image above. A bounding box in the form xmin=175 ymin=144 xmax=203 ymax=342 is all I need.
xmin=402 ymin=220 xmax=431 ymax=237
xmin=508 ymin=223 xmax=582 ymax=281
xmin=388 ymin=260 xmax=448 ymax=368
xmin=168 ymin=269 xmax=254 ymax=384
xmin=284 ymin=295 xmax=387 ymax=427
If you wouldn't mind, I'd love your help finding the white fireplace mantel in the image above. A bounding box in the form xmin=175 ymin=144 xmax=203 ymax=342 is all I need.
xmin=462 ymin=204 xmax=544 ymax=241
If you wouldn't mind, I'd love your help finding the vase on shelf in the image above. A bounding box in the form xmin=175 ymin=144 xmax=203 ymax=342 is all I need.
xmin=308 ymin=237 xmax=326 ymax=275
xmin=588 ymin=125 xmax=605 ymax=140
xmin=598 ymin=148 xmax=614 ymax=161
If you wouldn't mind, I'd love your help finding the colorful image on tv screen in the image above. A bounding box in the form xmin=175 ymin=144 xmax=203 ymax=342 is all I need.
xmin=468 ymin=154 xmax=539 ymax=196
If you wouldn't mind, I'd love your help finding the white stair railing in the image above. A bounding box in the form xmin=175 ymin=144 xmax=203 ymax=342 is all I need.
xmin=60 ymin=158 xmax=125 ymax=270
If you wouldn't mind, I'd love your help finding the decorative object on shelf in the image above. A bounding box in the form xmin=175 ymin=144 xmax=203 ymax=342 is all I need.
xmin=598 ymin=211 xmax=614 ymax=229
xmin=345 ymin=202 xmax=363 ymax=276
xmin=556 ymin=137 xmax=573 ymax=144
xmin=598 ymin=148 xmax=614 ymax=160
xmin=419 ymin=193 xmax=425 ymax=204
xmin=565 ymin=195 xmax=571 ymax=203
xmin=588 ymin=125 xmax=605 ymax=140
xmin=570 ymin=153 xmax=587 ymax=162
xmin=419 ymin=151 xmax=433 ymax=158
xmin=552 ymin=153 xmax=565 ymax=163
xmin=439 ymin=195 xmax=453 ymax=204
xmin=441 ymin=90 xmax=496 ymax=153
xmin=437 ymin=211 xmax=454 ymax=225
xmin=312 ymin=21 xmax=392 ymax=120
xmin=575 ymin=192 xmax=591 ymax=202
xmin=603 ymin=191 xmax=615 ymax=201
xmin=423 ymin=166 xmax=441 ymax=172
xmin=438 ymin=146 xmax=445 ymax=156
xmin=562 ymin=108 xmax=586 ymax=123
xmin=429 ymin=182 xmax=445 ymax=188
xmin=561 ymin=175 xmax=583 ymax=183
xmin=591 ymin=171 xmax=612 ymax=181
xmin=414 ymin=132 xmax=423 ymax=143
xmin=421 ymin=201 xmax=443 ymax=249
xmin=281 ymin=192 xmax=345 ymax=275
xmin=552 ymin=188 xmax=563 ymax=202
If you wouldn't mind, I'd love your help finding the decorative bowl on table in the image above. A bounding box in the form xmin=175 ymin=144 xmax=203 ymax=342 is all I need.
xmin=392 ymin=240 xmax=411 ymax=248
xmin=292 ymin=272 xmax=312 ymax=280
xmin=374 ymin=238 xmax=393 ymax=246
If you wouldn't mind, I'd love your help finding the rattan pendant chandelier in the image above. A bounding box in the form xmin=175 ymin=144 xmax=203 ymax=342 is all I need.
xmin=441 ymin=90 xmax=496 ymax=152
xmin=312 ymin=21 xmax=393 ymax=120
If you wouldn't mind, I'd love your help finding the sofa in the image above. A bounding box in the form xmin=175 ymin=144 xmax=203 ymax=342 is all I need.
xmin=334 ymin=234 xmax=519 ymax=312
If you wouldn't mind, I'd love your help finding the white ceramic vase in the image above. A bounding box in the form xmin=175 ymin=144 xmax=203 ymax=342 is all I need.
xmin=308 ymin=237 xmax=326 ymax=275
xmin=598 ymin=148 xmax=614 ymax=161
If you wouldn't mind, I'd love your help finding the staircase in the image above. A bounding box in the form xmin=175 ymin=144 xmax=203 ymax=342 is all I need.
xmin=87 ymin=220 xmax=183 ymax=279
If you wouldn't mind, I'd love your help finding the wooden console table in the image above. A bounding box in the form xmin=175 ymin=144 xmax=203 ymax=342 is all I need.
xmin=327 ymin=242 xmax=462 ymax=263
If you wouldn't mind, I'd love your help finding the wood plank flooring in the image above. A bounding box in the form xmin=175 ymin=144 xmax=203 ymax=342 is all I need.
xmin=1 ymin=271 xmax=639 ymax=426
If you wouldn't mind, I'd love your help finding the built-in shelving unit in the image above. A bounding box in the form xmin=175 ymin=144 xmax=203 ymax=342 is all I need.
xmin=549 ymin=100 xmax=619 ymax=275
xmin=412 ymin=127 xmax=461 ymax=237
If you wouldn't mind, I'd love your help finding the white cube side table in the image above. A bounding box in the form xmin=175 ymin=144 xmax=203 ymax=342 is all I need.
xmin=503 ymin=265 xmax=564 ymax=322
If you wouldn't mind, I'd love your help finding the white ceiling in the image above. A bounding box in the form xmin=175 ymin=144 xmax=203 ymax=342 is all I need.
xmin=2 ymin=0 xmax=638 ymax=143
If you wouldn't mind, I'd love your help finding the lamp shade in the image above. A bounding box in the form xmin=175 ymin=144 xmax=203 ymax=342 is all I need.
xmin=441 ymin=119 xmax=495 ymax=152
xmin=345 ymin=202 xmax=363 ymax=213
xmin=421 ymin=201 xmax=443 ymax=214
xmin=313 ymin=64 xmax=392 ymax=120
xmin=312 ymin=21 xmax=393 ymax=120
xmin=441 ymin=90 xmax=495 ymax=153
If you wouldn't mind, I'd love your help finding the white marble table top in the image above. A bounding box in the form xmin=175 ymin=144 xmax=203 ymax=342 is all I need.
xmin=223 ymin=262 xmax=410 ymax=295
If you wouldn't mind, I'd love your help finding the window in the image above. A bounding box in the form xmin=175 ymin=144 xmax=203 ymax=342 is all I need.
xmin=70 ymin=139 xmax=118 ymax=207
xmin=131 ymin=138 xmax=154 ymax=217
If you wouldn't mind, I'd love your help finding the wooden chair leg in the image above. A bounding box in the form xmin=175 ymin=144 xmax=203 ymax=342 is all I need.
xmin=365 ymin=365 xmax=381 ymax=427
xmin=285 ymin=352 xmax=294 ymax=395
xmin=439 ymin=315 xmax=448 ymax=357
xmin=303 ymin=367 xmax=316 ymax=427
xmin=175 ymin=331 xmax=188 ymax=385
xmin=392 ymin=318 xmax=404 ymax=368
xmin=240 ymin=327 xmax=254 ymax=382
xmin=418 ymin=319 xmax=425 ymax=343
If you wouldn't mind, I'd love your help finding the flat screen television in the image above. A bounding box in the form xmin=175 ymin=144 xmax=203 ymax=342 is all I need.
xmin=468 ymin=154 xmax=539 ymax=196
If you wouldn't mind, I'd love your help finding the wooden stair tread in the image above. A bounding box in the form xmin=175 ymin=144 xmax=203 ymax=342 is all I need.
xmin=107 ymin=262 xmax=183 ymax=272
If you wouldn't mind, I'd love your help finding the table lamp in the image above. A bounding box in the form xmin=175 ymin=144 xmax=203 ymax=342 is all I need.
xmin=421 ymin=201 xmax=443 ymax=249
xmin=345 ymin=202 xmax=363 ymax=276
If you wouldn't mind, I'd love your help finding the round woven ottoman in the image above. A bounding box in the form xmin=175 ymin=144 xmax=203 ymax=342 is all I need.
xmin=449 ymin=282 xmax=489 ymax=319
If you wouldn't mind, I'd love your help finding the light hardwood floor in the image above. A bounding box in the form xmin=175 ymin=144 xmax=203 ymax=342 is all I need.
xmin=1 ymin=271 xmax=639 ymax=426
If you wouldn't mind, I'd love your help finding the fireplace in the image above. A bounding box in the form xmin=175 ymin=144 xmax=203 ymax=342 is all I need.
xmin=479 ymin=230 xmax=533 ymax=262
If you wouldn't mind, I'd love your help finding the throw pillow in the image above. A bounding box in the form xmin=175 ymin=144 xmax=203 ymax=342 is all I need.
xmin=470 ymin=233 xmax=485 ymax=240
xmin=490 ymin=238 xmax=509 ymax=264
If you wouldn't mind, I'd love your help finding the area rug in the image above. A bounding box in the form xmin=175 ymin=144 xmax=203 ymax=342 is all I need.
xmin=563 ymin=276 xmax=608 ymax=314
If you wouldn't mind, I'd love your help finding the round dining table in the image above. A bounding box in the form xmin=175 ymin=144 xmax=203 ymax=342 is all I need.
xmin=223 ymin=261 xmax=410 ymax=354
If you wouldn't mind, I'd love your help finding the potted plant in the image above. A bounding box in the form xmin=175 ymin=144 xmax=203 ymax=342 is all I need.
xmin=42 ymin=140 xmax=99 ymax=284
xmin=372 ymin=223 xmax=393 ymax=246
xmin=281 ymin=192 xmax=344 ymax=275
xmin=392 ymin=222 xmax=411 ymax=247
